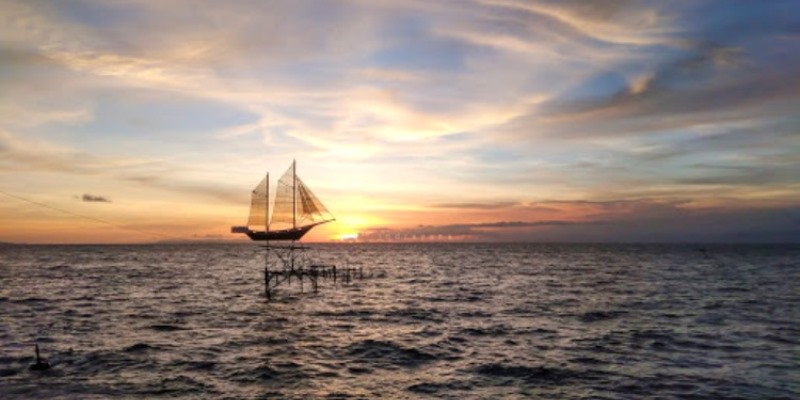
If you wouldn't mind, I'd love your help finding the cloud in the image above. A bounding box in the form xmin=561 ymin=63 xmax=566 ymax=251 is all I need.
xmin=542 ymin=47 xmax=797 ymax=124
xmin=80 ymin=194 xmax=110 ymax=202
xmin=432 ymin=201 xmax=521 ymax=210
xmin=621 ymin=118 xmax=798 ymax=162
xmin=0 ymin=129 xmax=102 ymax=174
xmin=118 ymin=173 xmax=246 ymax=204
xmin=431 ymin=201 xmax=562 ymax=213
xmin=358 ymin=219 xmax=602 ymax=241
xmin=359 ymin=202 xmax=800 ymax=243
xmin=499 ymin=18 xmax=800 ymax=143
xmin=475 ymin=0 xmax=671 ymax=47
xmin=0 ymin=129 xmax=246 ymax=204
xmin=0 ymin=104 xmax=92 ymax=129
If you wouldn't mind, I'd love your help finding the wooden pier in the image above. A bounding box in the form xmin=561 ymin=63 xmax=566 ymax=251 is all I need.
xmin=262 ymin=243 xmax=363 ymax=300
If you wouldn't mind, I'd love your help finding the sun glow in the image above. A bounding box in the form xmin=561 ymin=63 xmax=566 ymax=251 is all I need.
xmin=327 ymin=214 xmax=379 ymax=242
xmin=337 ymin=232 xmax=359 ymax=241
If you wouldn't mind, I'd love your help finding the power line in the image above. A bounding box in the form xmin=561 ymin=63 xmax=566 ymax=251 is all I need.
xmin=0 ymin=189 xmax=180 ymax=240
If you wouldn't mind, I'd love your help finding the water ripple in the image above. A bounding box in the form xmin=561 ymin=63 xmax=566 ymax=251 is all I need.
xmin=0 ymin=243 xmax=797 ymax=398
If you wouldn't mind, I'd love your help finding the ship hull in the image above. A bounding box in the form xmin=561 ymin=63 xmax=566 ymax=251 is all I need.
xmin=245 ymin=225 xmax=315 ymax=241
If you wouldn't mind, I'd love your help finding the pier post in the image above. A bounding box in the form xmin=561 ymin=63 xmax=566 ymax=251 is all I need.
xmin=289 ymin=246 xmax=295 ymax=285
xmin=264 ymin=243 xmax=271 ymax=301
xmin=312 ymin=267 xmax=318 ymax=292
xmin=265 ymin=266 xmax=271 ymax=300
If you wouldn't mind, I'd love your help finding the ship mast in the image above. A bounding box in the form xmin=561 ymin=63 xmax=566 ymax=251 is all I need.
xmin=265 ymin=172 xmax=269 ymax=233
xmin=292 ymin=159 xmax=296 ymax=230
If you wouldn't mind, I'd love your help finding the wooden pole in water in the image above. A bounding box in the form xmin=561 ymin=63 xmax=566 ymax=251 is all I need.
xmin=265 ymin=265 xmax=271 ymax=300
xmin=30 ymin=343 xmax=50 ymax=371
xmin=313 ymin=267 xmax=318 ymax=292
xmin=265 ymin=171 xmax=270 ymax=300
xmin=290 ymin=244 xmax=295 ymax=284
xmin=265 ymin=240 xmax=271 ymax=301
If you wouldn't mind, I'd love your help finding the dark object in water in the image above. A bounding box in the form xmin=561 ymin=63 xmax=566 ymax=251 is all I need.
xmin=29 ymin=344 xmax=50 ymax=371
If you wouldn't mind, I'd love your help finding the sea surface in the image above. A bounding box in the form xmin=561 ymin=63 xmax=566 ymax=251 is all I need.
xmin=0 ymin=243 xmax=798 ymax=399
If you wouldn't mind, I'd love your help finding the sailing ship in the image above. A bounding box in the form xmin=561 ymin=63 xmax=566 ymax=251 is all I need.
xmin=231 ymin=160 xmax=335 ymax=241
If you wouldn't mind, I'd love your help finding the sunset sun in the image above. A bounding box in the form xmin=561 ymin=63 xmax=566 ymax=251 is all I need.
xmin=337 ymin=232 xmax=359 ymax=242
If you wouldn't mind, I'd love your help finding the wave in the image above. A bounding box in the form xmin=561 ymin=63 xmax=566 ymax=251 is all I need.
xmin=345 ymin=339 xmax=436 ymax=368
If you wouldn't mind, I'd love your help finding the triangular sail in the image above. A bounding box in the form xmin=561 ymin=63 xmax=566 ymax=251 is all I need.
xmin=297 ymin=177 xmax=333 ymax=224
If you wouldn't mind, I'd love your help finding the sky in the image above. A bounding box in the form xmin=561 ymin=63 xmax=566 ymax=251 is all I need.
xmin=1 ymin=0 xmax=799 ymax=244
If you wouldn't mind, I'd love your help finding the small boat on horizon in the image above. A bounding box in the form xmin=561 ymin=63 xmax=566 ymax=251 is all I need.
xmin=231 ymin=160 xmax=335 ymax=241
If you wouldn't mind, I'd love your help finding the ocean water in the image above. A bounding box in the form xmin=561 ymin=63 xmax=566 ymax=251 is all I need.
xmin=0 ymin=243 xmax=798 ymax=399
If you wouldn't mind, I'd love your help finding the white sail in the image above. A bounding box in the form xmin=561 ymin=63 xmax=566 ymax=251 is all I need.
xmin=246 ymin=175 xmax=268 ymax=230
xmin=264 ymin=161 xmax=335 ymax=232
xmin=270 ymin=163 xmax=296 ymax=231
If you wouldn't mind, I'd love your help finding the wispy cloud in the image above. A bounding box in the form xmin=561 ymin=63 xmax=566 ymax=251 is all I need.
xmin=80 ymin=193 xmax=110 ymax=202
xmin=0 ymin=129 xmax=246 ymax=204
xmin=360 ymin=202 xmax=800 ymax=243
xmin=358 ymin=219 xmax=604 ymax=241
